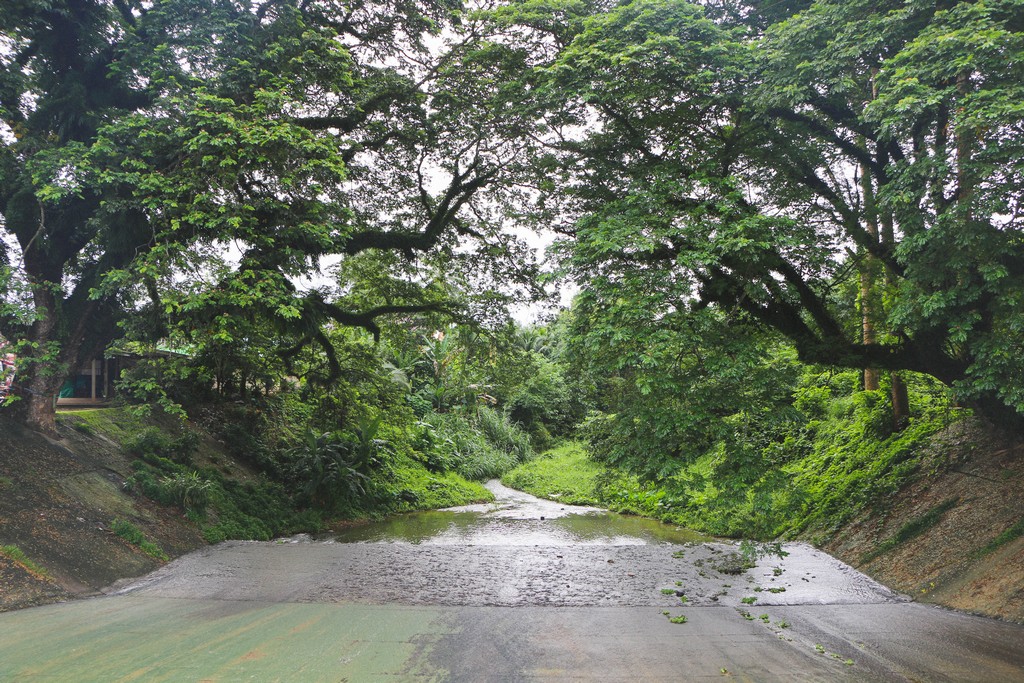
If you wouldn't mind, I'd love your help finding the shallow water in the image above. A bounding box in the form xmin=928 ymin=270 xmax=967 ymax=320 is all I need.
xmin=117 ymin=479 xmax=904 ymax=609
xmin=6 ymin=483 xmax=1021 ymax=682
xmin=326 ymin=480 xmax=709 ymax=546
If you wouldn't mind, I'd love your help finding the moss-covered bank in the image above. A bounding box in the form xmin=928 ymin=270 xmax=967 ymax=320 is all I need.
xmin=503 ymin=423 xmax=1024 ymax=622
xmin=0 ymin=407 xmax=491 ymax=612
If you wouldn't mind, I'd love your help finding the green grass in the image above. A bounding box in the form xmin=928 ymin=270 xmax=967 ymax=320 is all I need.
xmin=861 ymin=498 xmax=959 ymax=563
xmin=501 ymin=442 xmax=604 ymax=505
xmin=110 ymin=519 xmax=169 ymax=561
xmin=974 ymin=515 xmax=1024 ymax=559
xmin=386 ymin=457 xmax=494 ymax=512
xmin=57 ymin=408 xmax=146 ymax=446
xmin=0 ymin=545 xmax=51 ymax=580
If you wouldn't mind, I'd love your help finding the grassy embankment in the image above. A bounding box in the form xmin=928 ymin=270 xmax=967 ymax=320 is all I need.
xmin=504 ymin=399 xmax=962 ymax=542
xmin=61 ymin=407 xmax=492 ymax=543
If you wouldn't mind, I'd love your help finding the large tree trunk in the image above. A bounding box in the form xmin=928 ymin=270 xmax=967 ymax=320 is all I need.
xmin=891 ymin=372 xmax=910 ymax=431
xmin=859 ymin=151 xmax=881 ymax=392
xmin=16 ymin=371 xmax=63 ymax=436
xmin=9 ymin=287 xmax=64 ymax=435
xmin=9 ymin=278 xmax=113 ymax=435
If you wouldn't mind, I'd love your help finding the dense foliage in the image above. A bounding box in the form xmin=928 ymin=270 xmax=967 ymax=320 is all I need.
xmin=77 ymin=315 xmax=579 ymax=531
xmin=3 ymin=0 xmax=1022 ymax=541
xmin=479 ymin=0 xmax=1024 ymax=429
xmin=0 ymin=0 xmax=541 ymax=433
xmin=507 ymin=364 xmax=961 ymax=540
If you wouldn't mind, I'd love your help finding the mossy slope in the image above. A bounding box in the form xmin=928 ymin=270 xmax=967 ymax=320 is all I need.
xmin=0 ymin=408 xmax=490 ymax=612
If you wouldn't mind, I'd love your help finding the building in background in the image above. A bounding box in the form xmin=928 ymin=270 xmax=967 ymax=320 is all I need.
xmin=56 ymin=355 xmax=126 ymax=406
xmin=0 ymin=339 xmax=186 ymax=408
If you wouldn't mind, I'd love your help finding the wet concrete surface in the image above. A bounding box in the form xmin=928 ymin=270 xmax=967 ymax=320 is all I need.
xmin=114 ymin=539 xmax=903 ymax=608
xmin=1 ymin=480 xmax=1023 ymax=681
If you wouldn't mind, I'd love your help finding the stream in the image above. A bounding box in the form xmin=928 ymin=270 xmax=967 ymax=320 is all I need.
xmin=4 ymin=480 xmax=1024 ymax=681
xmin=325 ymin=479 xmax=708 ymax=545
xmin=117 ymin=479 xmax=904 ymax=608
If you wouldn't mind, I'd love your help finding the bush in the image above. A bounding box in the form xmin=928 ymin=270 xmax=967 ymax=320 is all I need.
xmin=125 ymin=463 xmax=173 ymax=504
xmin=124 ymin=427 xmax=172 ymax=458
xmin=506 ymin=358 xmax=579 ymax=438
xmin=217 ymin=412 xmax=277 ymax=472
xmin=110 ymin=519 xmax=168 ymax=561
xmin=161 ymin=471 xmax=213 ymax=514
xmin=429 ymin=412 xmax=515 ymax=480
xmin=285 ymin=429 xmax=372 ymax=510
xmin=423 ymin=408 xmax=534 ymax=481
xmin=476 ymin=406 xmax=533 ymax=464
xmin=200 ymin=475 xmax=296 ymax=542
xmin=123 ymin=426 xmax=198 ymax=466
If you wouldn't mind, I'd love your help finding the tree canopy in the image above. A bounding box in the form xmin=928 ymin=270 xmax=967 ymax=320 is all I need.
xmin=479 ymin=0 xmax=1024 ymax=429
xmin=1 ymin=0 xmax=1023 ymax=435
xmin=0 ymin=0 xmax=542 ymax=432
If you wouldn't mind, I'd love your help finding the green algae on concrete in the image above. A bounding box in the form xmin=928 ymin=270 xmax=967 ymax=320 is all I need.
xmin=0 ymin=596 xmax=450 ymax=682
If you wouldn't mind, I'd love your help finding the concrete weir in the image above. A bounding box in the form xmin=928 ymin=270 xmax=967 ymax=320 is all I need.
xmin=1 ymin=481 xmax=1023 ymax=681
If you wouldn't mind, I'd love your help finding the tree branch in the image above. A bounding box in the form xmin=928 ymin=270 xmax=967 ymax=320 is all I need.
xmin=767 ymin=107 xmax=885 ymax=181
xmin=321 ymin=301 xmax=449 ymax=341
xmin=341 ymin=163 xmax=497 ymax=255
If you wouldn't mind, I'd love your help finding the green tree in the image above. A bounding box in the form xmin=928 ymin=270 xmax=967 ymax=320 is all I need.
xmin=0 ymin=0 xmax=540 ymax=434
xmin=489 ymin=0 xmax=1024 ymax=429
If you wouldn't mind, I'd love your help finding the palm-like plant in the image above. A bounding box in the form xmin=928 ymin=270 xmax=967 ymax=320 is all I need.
xmin=287 ymin=428 xmax=370 ymax=508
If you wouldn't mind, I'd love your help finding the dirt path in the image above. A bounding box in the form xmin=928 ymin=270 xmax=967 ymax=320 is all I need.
xmin=1 ymin=481 xmax=1022 ymax=681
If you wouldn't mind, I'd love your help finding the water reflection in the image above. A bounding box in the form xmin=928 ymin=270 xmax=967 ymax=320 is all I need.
xmin=550 ymin=514 xmax=707 ymax=544
xmin=327 ymin=481 xmax=708 ymax=546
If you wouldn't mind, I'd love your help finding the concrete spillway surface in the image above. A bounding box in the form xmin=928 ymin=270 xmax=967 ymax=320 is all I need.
xmin=1 ymin=480 xmax=1023 ymax=681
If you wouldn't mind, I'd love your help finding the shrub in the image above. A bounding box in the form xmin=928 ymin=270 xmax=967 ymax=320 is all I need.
xmin=161 ymin=471 xmax=213 ymax=514
xmin=124 ymin=427 xmax=173 ymax=458
xmin=427 ymin=412 xmax=512 ymax=480
xmin=110 ymin=519 xmax=168 ymax=561
xmin=423 ymin=409 xmax=534 ymax=481
xmin=285 ymin=428 xmax=372 ymax=509
xmin=125 ymin=463 xmax=173 ymax=504
xmin=476 ymin=406 xmax=533 ymax=464
xmin=123 ymin=426 xmax=198 ymax=466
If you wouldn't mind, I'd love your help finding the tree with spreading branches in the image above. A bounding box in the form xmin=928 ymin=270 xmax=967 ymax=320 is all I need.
xmin=484 ymin=0 xmax=1024 ymax=430
xmin=0 ymin=0 xmax=540 ymax=433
